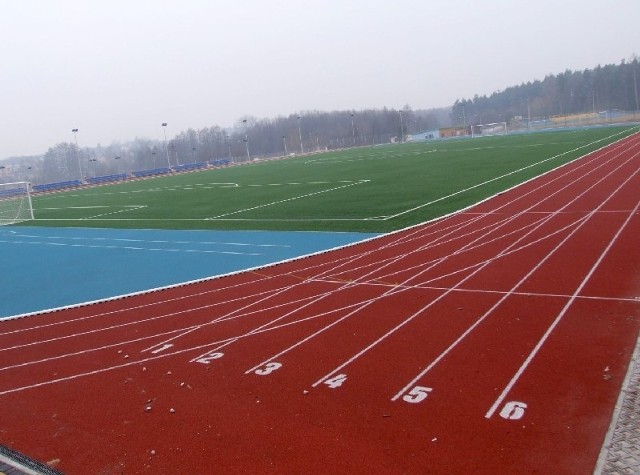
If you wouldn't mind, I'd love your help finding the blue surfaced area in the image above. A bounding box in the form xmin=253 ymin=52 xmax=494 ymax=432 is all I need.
xmin=0 ymin=227 xmax=379 ymax=319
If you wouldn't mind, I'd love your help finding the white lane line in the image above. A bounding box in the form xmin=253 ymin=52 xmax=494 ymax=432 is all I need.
xmin=311 ymin=141 xmax=639 ymax=393
xmin=246 ymin=137 xmax=638 ymax=377
xmin=484 ymin=197 xmax=640 ymax=419
xmin=393 ymin=157 xmax=640 ymax=403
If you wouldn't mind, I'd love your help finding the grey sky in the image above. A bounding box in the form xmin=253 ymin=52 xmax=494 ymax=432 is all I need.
xmin=1 ymin=0 xmax=638 ymax=159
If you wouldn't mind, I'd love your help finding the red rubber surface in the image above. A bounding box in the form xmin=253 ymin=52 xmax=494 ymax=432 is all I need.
xmin=1 ymin=132 xmax=640 ymax=474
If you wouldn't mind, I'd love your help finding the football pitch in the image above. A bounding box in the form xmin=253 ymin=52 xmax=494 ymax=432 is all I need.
xmin=27 ymin=125 xmax=638 ymax=233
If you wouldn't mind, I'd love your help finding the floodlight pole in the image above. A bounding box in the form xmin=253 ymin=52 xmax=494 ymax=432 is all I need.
xmin=282 ymin=135 xmax=288 ymax=155
xmin=162 ymin=123 xmax=171 ymax=168
xmin=398 ymin=111 xmax=404 ymax=143
xmin=72 ymin=128 xmax=82 ymax=181
xmin=350 ymin=112 xmax=356 ymax=146
xmin=297 ymin=116 xmax=304 ymax=153
xmin=242 ymin=119 xmax=251 ymax=161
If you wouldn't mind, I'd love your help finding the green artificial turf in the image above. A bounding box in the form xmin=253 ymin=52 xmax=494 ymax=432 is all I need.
xmin=26 ymin=125 xmax=637 ymax=233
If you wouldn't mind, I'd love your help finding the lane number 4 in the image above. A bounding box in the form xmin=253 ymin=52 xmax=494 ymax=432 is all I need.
xmin=324 ymin=374 xmax=348 ymax=389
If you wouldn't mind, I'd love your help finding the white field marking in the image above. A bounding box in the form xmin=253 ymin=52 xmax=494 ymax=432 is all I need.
xmin=37 ymin=206 xmax=111 ymax=210
xmin=213 ymin=213 xmax=519 ymax=367
xmin=53 ymin=183 xmax=239 ymax=198
xmin=158 ymin=198 xmax=493 ymax=355
xmin=315 ymin=143 xmax=640 ymax=392
xmin=0 ymin=326 xmax=189 ymax=373
xmin=199 ymin=211 xmax=505 ymax=365
xmin=0 ymin=267 xmax=286 ymax=336
xmin=0 ymin=239 xmax=263 ymax=256
xmin=84 ymin=205 xmax=147 ymax=219
xmin=150 ymin=343 xmax=174 ymax=354
xmin=0 ymin=284 xmax=301 ymax=354
xmin=3 ymin=278 xmax=422 ymax=375
xmin=0 ymin=230 xmax=291 ymax=248
xmin=383 ymin=128 xmax=634 ymax=221
xmin=0 ymin=289 xmax=404 ymax=382
xmin=314 ymin=279 xmax=640 ymax=305
xmin=249 ymin=138 xmax=639 ymax=380
xmin=393 ymin=154 xmax=640 ymax=403
xmin=248 ymin=204 xmax=565 ymax=377
xmin=0 ymin=241 xmax=401 ymax=339
xmin=206 ymin=180 xmax=370 ymax=219
xmin=315 ymin=212 xmax=591 ymax=293
xmin=486 ymin=197 xmax=640 ymax=418
xmin=187 ymin=216 xmax=482 ymax=361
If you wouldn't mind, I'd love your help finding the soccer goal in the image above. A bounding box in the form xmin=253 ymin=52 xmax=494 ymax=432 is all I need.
xmin=0 ymin=182 xmax=34 ymax=225
xmin=470 ymin=121 xmax=508 ymax=138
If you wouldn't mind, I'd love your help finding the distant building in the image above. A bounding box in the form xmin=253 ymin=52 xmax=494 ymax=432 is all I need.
xmin=407 ymin=129 xmax=440 ymax=141
xmin=439 ymin=126 xmax=470 ymax=138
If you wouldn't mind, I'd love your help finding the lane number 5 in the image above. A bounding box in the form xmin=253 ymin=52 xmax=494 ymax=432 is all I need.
xmin=402 ymin=386 xmax=433 ymax=404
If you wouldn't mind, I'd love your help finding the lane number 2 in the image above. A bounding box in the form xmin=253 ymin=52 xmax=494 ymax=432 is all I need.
xmin=195 ymin=352 xmax=224 ymax=364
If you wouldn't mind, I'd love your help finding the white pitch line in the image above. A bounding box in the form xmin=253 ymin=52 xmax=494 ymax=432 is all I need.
xmin=384 ymin=128 xmax=633 ymax=221
xmin=206 ymin=180 xmax=369 ymax=219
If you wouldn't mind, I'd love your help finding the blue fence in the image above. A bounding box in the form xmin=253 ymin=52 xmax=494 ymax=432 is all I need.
xmin=0 ymin=188 xmax=25 ymax=198
xmin=173 ymin=162 xmax=208 ymax=173
xmin=132 ymin=167 xmax=171 ymax=178
xmin=210 ymin=159 xmax=231 ymax=167
xmin=32 ymin=180 xmax=83 ymax=193
xmin=86 ymin=173 xmax=129 ymax=185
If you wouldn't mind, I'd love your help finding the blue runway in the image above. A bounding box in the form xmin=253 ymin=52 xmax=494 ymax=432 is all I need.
xmin=0 ymin=226 xmax=379 ymax=319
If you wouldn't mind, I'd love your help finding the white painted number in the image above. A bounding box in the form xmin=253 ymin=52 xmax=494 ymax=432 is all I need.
xmin=195 ymin=352 xmax=224 ymax=365
xmin=324 ymin=374 xmax=348 ymax=389
xmin=402 ymin=386 xmax=433 ymax=404
xmin=254 ymin=362 xmax=283 ymax=376
xmin=150 ymin=343 xmax=174 ymax=354
xmin=499 ymin=401 xmax=527 ymax=420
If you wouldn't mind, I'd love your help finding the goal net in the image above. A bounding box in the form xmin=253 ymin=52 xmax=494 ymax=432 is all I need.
xmin=0 ymin=182 xmax=34 ymax=225
xmin=470 ymin=121 xmax=508 ymax=137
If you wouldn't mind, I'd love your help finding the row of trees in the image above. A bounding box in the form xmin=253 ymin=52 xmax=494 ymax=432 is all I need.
xmin=4 ymin=106 xmax=447 ymax=185
xmin=452 ymin=57 xmax=639 ymax=126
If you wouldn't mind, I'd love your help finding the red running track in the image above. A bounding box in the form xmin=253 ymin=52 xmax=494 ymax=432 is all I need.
xmin=1 ymin=131 xmax=640 ymax=474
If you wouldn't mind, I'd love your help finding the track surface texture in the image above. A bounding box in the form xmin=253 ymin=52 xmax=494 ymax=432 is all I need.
xmin=1 ymin=132 xmax=640 ymax=474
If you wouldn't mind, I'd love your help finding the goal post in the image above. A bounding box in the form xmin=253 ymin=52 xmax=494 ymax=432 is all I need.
xmin=0 ymin=182 xmax=34 ymax=225
xmin=470 ymin=121 xmax=508 ymax=138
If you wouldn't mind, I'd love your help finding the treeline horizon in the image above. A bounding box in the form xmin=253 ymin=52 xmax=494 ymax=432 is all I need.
xmin=2 ymin=56 xmax=638 ymax=185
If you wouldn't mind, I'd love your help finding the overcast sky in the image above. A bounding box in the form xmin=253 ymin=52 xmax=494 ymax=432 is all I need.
xmin=1 ymin=0 xmax=638 ymax=159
